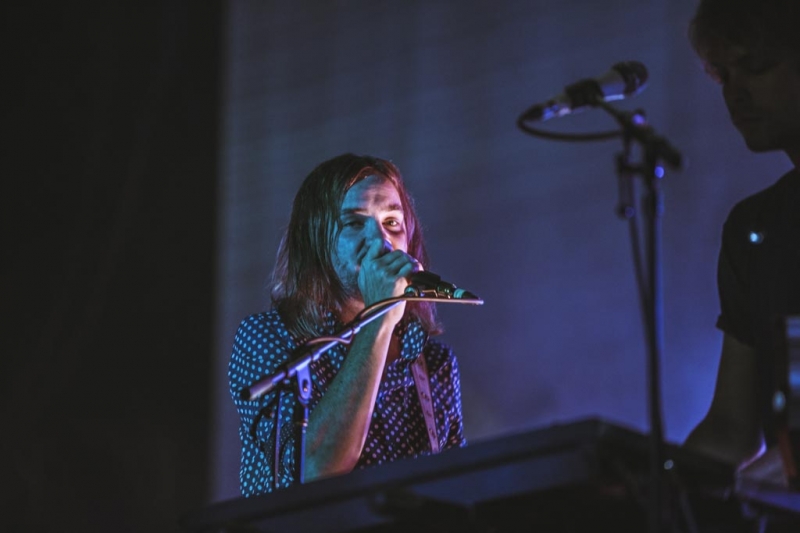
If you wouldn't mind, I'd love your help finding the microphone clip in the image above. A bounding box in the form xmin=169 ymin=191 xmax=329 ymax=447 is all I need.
xmin=405 ymin=271 xmax=480 ymax=300
xmin=404 ymin=285 xmax=445 ymax=298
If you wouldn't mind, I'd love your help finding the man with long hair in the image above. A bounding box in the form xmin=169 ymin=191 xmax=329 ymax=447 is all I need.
xmin=229 ymin=153 xmax=466 ymax=495
xmin=682 ymin=0 xmax=800 ymax=488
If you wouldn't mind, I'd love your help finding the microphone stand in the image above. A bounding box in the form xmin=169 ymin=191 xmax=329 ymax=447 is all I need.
xmin=595 ymin=99 xmax=683 ymax=533
xmin=240 ymin=292 xmax=483 ymax=486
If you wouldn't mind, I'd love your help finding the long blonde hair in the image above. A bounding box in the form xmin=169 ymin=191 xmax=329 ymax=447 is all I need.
xmin=270 ymin=153 xmax=441 ymax=342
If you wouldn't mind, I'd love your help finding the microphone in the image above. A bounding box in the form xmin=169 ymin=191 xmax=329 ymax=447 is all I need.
xmin=405 ymin=271 xmax=480 ymax=300
xmin=521 ymin=60 xmax=649 ymax=122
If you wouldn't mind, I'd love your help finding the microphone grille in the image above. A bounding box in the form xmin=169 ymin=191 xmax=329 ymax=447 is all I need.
xmin=612 ymin=61 xmax=649 ymax=96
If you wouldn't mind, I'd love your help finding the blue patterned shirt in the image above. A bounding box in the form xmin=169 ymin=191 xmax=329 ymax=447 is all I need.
xmin=228 ymin=310 xmax=466 ymax=496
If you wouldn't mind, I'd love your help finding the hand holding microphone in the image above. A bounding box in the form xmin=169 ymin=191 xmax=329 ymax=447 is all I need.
xmin=361 ymin=236 xmax=480 ymax=304
xmin=356 ymin=238 xmax=419 ymax=325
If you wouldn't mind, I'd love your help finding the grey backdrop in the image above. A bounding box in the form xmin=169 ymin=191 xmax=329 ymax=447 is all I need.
xmin=210 ymin=0 xmax=792 ymax=501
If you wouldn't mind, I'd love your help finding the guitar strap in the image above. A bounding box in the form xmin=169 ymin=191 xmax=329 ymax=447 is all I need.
xmin=411 ymin=354 xmax=440 ymax=454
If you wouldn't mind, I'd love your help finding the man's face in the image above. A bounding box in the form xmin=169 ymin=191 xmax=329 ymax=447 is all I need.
xmin=332 ymin=175 xmax=408 ymax=300
xmin=709 ymin=45 xmax=800 ymax=153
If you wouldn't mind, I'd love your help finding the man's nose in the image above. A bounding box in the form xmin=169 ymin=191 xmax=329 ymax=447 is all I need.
xmin=723 ymin=72 xmax=751 ymax=106
xmin=364 ymin=219 xmax=393 ymax=249
xmin=365 ymin=218 xmax=386 ymax=238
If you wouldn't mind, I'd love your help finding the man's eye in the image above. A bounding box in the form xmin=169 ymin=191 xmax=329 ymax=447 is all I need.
xmin=740 ymin=56 xmax=778 ymax=74
xmin=745 ymin=63 xmax=774 ymax=74
xmin=384 ymin=219 xmax=403 ymax=230
xmin=343 ymin=220 xmax=363 ymax=228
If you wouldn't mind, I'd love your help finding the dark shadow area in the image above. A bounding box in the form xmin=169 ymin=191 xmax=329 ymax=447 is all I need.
xmin=184 ymin=417 xmax=800 ymax=532
xmin=3 ymin=2 xmax=222 ymax=531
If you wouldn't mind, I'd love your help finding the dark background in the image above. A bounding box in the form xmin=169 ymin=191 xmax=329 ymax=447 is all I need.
xmin=5 ymin=2 xmax=222 ymax=531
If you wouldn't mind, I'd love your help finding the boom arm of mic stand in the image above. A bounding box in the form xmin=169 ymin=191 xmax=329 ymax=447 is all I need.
xmin=239 ymin=302 xmax=402 ymax=402
xmin=594 ymin=99 xmax=683 ymax=170
xmin=240 ymin=294 xmax=484 ymax=402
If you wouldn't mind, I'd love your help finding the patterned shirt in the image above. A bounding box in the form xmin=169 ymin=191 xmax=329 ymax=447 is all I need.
xmin=228 ymin=310 xmax=466 ymax=496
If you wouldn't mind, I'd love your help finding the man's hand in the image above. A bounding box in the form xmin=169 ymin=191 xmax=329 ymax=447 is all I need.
xmin=737 ymin=446 xmax=789 ymax=489
xmin=358 ymin=238 xmax=419 ymax=327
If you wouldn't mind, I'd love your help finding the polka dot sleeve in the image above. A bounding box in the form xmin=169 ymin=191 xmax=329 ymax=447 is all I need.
xmin=228 ymin=312 xmax=299 ymax=496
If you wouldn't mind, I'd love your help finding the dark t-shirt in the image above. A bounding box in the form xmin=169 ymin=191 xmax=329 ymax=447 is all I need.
xmin=716 ymin=169 xmax=800 ymax=445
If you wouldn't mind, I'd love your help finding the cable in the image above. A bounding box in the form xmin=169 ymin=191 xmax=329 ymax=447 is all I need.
xmin=516 ymin=113 xmax=622 ymax=142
